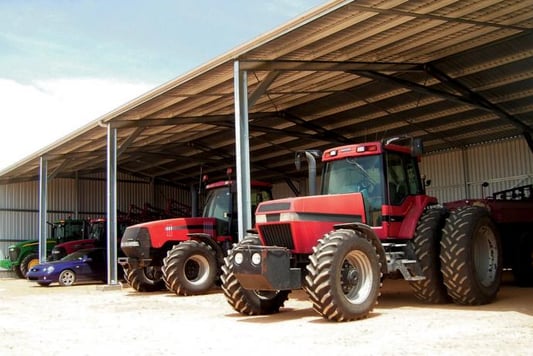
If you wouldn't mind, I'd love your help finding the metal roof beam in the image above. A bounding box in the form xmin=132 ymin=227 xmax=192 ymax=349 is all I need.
xmin=277 ymin=111 xmax=352 ymax=144
xmin=353 ymin=70 xmax=499 ymax=114
xmin=239 ymin=60 xmax=424 ymax=72
xmin=424 ymin=63 xmax=533 ymax=139
xmin=348 ymin=4 xmax=532 ymax=32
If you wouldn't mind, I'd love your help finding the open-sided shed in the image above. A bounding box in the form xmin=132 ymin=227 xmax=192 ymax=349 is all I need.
xmin=1 ymin=0 xmax=532 ymax=282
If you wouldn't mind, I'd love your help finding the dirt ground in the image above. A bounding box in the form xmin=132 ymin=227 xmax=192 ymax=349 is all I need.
xmin=1 ymin=272 xmax=532 ymax=356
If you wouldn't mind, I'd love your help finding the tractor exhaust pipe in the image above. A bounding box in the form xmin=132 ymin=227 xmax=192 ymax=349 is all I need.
xmin=295 ymin=150 xmax=322 ymax=196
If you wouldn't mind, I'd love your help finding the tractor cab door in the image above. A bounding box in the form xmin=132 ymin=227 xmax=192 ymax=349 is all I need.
xmin=384 ymin=151 xmax=427 ymax=238
xmin=385 ymin=151 xmax=424 ymax=205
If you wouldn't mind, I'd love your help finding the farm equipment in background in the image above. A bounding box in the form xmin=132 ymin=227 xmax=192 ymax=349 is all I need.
xmin=49 ymin=217 xmax=132 ymax=261
xmin=7 ymin=218 xmax=89 ymax=278
xmin=444 ymin=184 xmax=533 ymax=287
xmin=119 ymin=174 xmax=273 ymax=295
xmin=221 ymin=137 xmax=533 ymax=322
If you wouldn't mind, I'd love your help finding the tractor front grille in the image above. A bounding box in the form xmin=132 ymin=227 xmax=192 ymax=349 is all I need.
xmin=8 ymin=247 xmax=19 ymax=262
xmin=258 ymin=223 xmax=295 ymax=250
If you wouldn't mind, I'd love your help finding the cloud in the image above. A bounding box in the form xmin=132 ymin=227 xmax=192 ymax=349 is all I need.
xmin=0 ymin=78 xmax=154 ymax=171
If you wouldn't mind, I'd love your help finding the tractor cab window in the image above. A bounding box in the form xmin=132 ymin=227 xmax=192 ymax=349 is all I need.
xmin=322 ymin=155 xmax=384 ymax=226
xmin=385 ymin=152 xmax=424 ymax=205
xmin=203 ymin=187 xmax=231 ymax=226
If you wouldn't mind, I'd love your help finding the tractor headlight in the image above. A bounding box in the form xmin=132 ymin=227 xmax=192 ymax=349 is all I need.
xmin=280 ymin=212 xmax=298 ymax=221
xmin=255 ymin=214 xmax=266 ymax=223
xmin=251 ymin=252 xmax=261 ymax=265
xmin=121 ymin=240 xmax=140 ymax=247
xmin=234 ymin=252 xmax=244 ymax=265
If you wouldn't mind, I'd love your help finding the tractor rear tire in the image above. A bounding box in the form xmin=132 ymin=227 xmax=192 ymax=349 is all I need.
xmin=14 ymin=265 xmax=25 ymax=279
xmin=512 ymin=231 xmax=533 ymax=287
xmin=162 ymin=240 xmax=218 ymax=296
xmin=126 ymin=266 xmax=165 ymax=292
xmin=221 ymin=234 xmax=289 ymax=315
xmin=408 ymin=207 xmax=450 ymax=304
xmin=440 ymin=206 xmax=502 ymax=305
xmin=304 ymin=229 xmax=381 ymax=322
xmin=20 ymin=253 xmax=40 ymax=278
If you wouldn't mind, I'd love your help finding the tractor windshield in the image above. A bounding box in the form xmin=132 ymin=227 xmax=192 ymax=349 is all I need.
xmin=202 ymin=184 xmax=273 ymax=237
xmin=322 ymin=154 xmax=384 ymax=225
xmin=52 ymin=220 xmax=85 ymax=242
xmin=202 ymin=187 xmax=231 ymax=221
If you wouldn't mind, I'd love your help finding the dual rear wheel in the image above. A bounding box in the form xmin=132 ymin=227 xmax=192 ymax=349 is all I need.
xmin=409 ymin=206 xmax=502 ymax=305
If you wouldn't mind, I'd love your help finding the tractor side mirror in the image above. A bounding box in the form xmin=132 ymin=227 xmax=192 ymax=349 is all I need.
xmin=411 ymin=138 xmax=424 ymax=157
xmin=295 ymin=152 xmax=302 ymax=171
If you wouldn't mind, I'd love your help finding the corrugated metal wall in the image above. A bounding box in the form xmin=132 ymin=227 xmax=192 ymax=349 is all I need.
xmin=422 ymin=137 xmax=533 ymax=202
xmin=0 ymin=174 xmax=191 ymax=257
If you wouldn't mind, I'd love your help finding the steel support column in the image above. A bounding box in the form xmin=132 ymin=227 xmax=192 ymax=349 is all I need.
xmin=106 ymin=124 xmax=118 ymax=285
xmin=234 ymin=60 xmax=252 ymax=240
xmin=38 ymin=156 xmax=48 ymax=263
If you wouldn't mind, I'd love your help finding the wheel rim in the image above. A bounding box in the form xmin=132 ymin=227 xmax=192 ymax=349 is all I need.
xmin=340 ymin=250 xmax=374 ymax=304
xmin=60 ymin=271 xmax=75 ymax=286
xmin=28 ymin=259 xmax=40 ymax=270
xmin=474 ymin=224 xmax=498 ymax=287
xmin=184 ymin=255 xmax=210 ymax=285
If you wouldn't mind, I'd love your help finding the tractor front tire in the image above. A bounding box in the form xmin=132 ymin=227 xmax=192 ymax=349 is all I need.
xmin=162 ymin=240 xmax=218 ymax=296
xmin=304 ymin=229 xmax=381 ymax=322
xmin=408 ymin=207 xmax=450 ymax=304
xmin=20 ymin=253 xmax=40 ymax=278
xmin=126 ymin=266 xmax=165 ymax=292
xmin=440 ymin=206 xmax=502 ymax=305
xmin=221 ymin=234 xmax=289 ymax=315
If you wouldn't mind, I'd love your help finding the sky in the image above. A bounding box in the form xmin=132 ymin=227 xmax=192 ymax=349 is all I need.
xmin=0 ymin=0 xmax=326 ymax=171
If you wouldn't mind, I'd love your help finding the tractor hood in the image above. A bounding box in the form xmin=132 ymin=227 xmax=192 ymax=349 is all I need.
xmin=255 ymin=193 xmax=367 ymax=223
xmin=254 ymin=193 xmax=366 ymax=254
xmin=122 ymin=217 xmax=217 ymax=249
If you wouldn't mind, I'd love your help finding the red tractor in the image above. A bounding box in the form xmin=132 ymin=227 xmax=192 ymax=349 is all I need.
xmin=119 ymin=179 xmax=273 ymax=294
xmin=221 ymin=137 xmax=530 ymax=322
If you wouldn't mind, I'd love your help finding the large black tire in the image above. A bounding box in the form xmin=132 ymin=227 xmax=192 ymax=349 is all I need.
xmin=126 ymin=266 xmax=165 ymax=292
xmin=512 ymin=231 xmax=533 ymax=287
xmin=162 ymin=240 xmax=218 ymax=296
xmin=408 ymin=208 xmax=450 ymax=304
xmin=20 ymin=253 xmax=40 ymax=278
xmin=304 ymin=229 xmax=381 ymax=322
xmin=221 ymin=234 xmax=289 ymax=315
xmin=14 ymin=265 xmax=25 ymax=279
xmin=440 ymin=206 xmax=502 ymax=305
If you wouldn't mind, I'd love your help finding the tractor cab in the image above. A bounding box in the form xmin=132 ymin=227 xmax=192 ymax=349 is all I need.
xmin=320 ymin=139 xmax=435 ymax=239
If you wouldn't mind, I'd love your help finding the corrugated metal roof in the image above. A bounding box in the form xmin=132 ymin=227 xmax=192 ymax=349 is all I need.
xmin=1 ymin=0 xmax=532 ymax=187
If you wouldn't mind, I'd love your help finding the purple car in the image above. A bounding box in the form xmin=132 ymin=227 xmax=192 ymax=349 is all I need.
xmin=27 ymin=248 xmax=107 ymax=287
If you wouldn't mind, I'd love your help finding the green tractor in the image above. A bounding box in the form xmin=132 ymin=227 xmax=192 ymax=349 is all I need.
xmin=7 ymin=218 xmax=89 ymax=278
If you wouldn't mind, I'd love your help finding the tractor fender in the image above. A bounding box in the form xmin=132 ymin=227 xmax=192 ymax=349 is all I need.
xmin=334 ymin=222 xmax=388 ymax=276
xmin=187 ymin=233 xmax=226 ymax=266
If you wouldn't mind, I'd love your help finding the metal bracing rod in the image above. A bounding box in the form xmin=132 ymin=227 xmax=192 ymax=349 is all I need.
xmin=38 ymin=156 xmax=48 ymax=263
xmin=117 ymin=126 xmax=144 ymax=158
xmin=48 ymin=158 xmax=71 ymax=180
xmin=248 ymin=71 xmax=281 ymax=107
xmin=234 ymin=60 xmax=252 ymax=240
xmin=106 ymin=124 xmax=118 ymax=285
